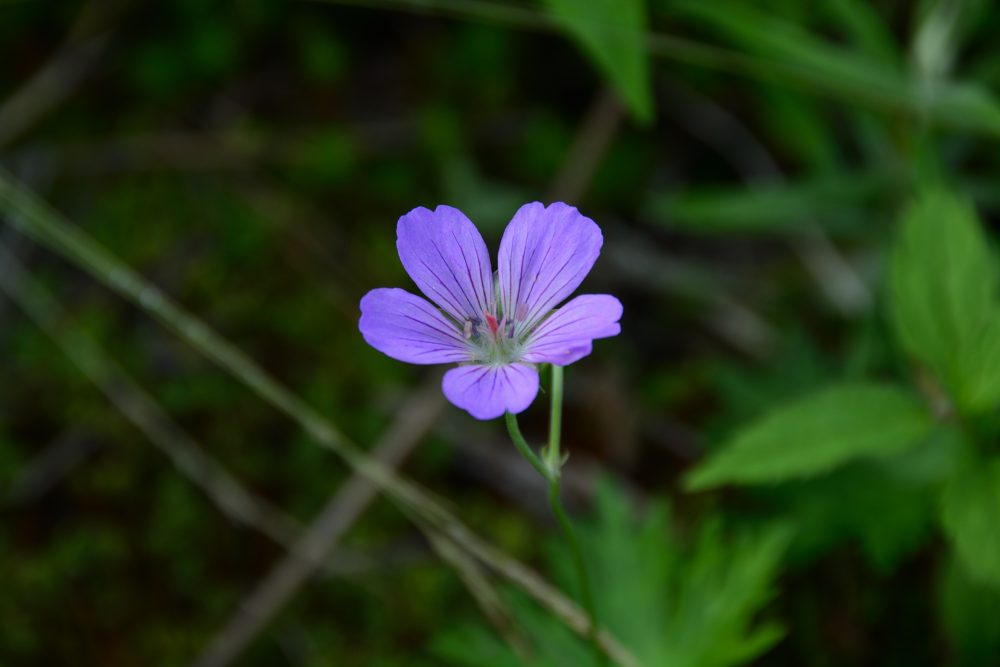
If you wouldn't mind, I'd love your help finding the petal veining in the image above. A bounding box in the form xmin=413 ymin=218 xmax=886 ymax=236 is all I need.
xmin=521 ymin=294 xmax=622 ymax=365
xmin=359 ymin=288 xmax=472 ymax=364
xmin=397 ymin=205 xmax=494 ymax=323
xmin=497 ymin=202 xmax=602 ymax=336
xmin=441 ymin=363 xmax=539 ymax=420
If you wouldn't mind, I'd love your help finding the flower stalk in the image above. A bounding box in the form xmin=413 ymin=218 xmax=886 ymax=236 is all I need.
xmin=505 ymin=364 xmax=606 ymax=667
xmin=504 ymin=411 xmax=547 ymax=479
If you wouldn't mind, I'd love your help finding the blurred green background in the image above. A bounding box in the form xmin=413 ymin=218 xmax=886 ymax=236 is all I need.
xmin=3 ymin=0 xmax=1000 ymax=665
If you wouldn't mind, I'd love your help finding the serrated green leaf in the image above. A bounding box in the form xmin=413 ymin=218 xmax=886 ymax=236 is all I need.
xmin=686 ymin=383 xmax=934 ymax=489
xmin=941 ymin=455 xmax=1000 ymax=590
xmin=654 ymin=520 xmax=789 ymax=667
xmin=543 ymin=0 xmax=653 ymax=122
xmin=889 ymin=189 xmax=1000 ymax=413
xmin=434 ymin=479 xmax=788 ymax=667
xmin=433 ymin=614 xmax=577 ymax=667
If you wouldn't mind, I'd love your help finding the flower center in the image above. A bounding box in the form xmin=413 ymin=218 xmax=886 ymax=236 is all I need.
xmin=463 ymin=310 xmax=522 ymax=365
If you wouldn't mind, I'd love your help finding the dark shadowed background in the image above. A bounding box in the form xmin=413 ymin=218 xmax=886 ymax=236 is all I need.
xmin=3 ymin=1 xmax=1000 ymax=666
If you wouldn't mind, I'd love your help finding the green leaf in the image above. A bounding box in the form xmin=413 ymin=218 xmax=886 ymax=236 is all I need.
xmin=820 ymin=0 xmax=898 ymax=65
xmin=568 ymin=481 xmax=789 ymax=667
xmin=435 ymin=479 xmax=788 ymax=667
xmin=941 ymin=455 xmax=1000 ymax=590
xmin=542 ymin=0 xmax=653 ymax=122
xmin=647 ymin=520 xmax=788 ymax=667
xmin=434 ymin=613 xmax=581 ymax=667
xmin=889 ymin=189 xmax=1000 ymax=413
xmin=686 ymin=383 xmax=934 ymax=489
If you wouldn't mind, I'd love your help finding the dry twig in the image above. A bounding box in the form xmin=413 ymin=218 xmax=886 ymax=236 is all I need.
xmin=192 ymin=387 xmax=445 ymax=667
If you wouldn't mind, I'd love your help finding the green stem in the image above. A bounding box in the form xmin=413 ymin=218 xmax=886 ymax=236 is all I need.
xmin=546 ymin=364 xmax=564 ymax=471
xmin=504 ymin=411 xmax=549 ymax=480
xmin=505 ymin=364 xmax=605 ymax=667
xmin=548 ymin=475 xmax=605 ymax=667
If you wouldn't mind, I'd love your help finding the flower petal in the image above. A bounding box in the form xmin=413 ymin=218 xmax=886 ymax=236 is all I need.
xmin=442 ymin=363 xmax=540 ymax=420
xmin=521 ymin=294 xmax=622 ymax=365
xmin=397 ymin=205 xmax=494 ymax=323
xmin=497 ymin=202 xmax=603 ymax=336
xmin=359 ymin=288 xmax=472 ymax=364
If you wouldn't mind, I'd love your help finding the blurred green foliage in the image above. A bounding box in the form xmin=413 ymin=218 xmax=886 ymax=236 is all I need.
xmin=4 ymin=0 xmax=1000 ymax=666
xmin=690 ymin=188 xmax=1000 ymax=663
xmin=543 ymin=0 xmax=653 ymax=122
xmin=434 ymin=480 xmax=789 ymax=667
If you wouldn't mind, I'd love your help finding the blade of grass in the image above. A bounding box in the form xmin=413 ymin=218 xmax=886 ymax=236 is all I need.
xmin=0 ymin=241 xmax=303 ymax=546
xmin=422 ymin=517 xmax=532 ymax=663
xmin=0 ymin=0 xmax=121 ymax=149
xmin=192 ymin=386 xmax=450 ymax=667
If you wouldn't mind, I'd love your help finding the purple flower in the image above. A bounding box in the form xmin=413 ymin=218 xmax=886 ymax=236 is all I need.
xmin=359 ymin=202 xmax=622 ymax=420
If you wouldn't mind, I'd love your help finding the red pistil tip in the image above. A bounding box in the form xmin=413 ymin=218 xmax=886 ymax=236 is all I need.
xmin=485 ymin=313 xmax=499 ymax=337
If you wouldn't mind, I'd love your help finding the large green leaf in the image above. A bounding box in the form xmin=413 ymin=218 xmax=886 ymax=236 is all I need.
xmin=889 ymin=189 xmax=1000 ymax=413
xmin=686 ymin=383 xmax=934 ymax=489
xmin=941 ymin=455 xmax=1000 ymax=590
xmin=542 ymin=0 xmax=653 ymax=122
